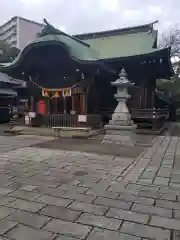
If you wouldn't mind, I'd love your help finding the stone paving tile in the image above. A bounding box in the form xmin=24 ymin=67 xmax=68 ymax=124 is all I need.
xmin=106 ymin=208 xmax=149 ymax=224
xmin=0 ymin=206 xmax=16 ymax=218
xmin=56 ymin=236 xmax=79 ymax=240
xmin=153 ymin=177 xmax=170 ymax=186
xmin=58 ymin=185 xmax=88 ymax=194
xmin=0 ymin=219 xmax=17 ymax=235
xmin=87 ymin=228 xmax=141 ymax=240
xmin=6 ymin=209 xmax=51 ymax=229
xmin=138 ymin=189 xmax=159 ymax=199
xmin=78 ymin=179 xmax=101 ymax=187
xmin=131 ymin=203 xmax=173 ymax=218
xmin=36 ymin=194 xmax=73 ymax=207
xmin=61 ymin=192 xmax=96 ymax=203
xmin=68 ymin=201 xmax=108 ymax=215
xmin=43 ymin=219 xmax=92 ymax=239
xmin=0 ymin=188 xmax=14 ymax=196
xmin=172 ymin=231 xmax=180 ymax=240
xmin=39 ymin=205 xmax=81 ymax=221
xmin=0 ymin=196 xmax=17 ymax=206
xmin=0 ymin=237 xmax=11 ymax=240
xmin=6 ymin=224 xmax=56 ymax=240
xmin=138 ymin=179 xmax=153 ymax=185
xmin=76 ymin=213 xmax=122 ymax=230
xmin=107 ymin=183 xmax=127 ymax=193
xmin=19 ymin=185 xmax=38 ymax=192
xmin=170 ymin=183 xmax=180 ymax=188
xmin=35 ymin=186 xmax=65 ymax=197
xmin=159 ymin=187 xmax=179 ymax=196
xmin=86 ymin=189 xmax=118 ymax=199
xmin=5 ymin=199 xmax=46 ymax=212
xmin=94 ymin=197 xmax=132 ymax=210
xmin=120 ymin=221 xmax=171 ymax=240
xmin=158 ymin=192 xmax=177 ymax=201
xmin=174 ymin=210 xmax=180 ymax=219
xmin=157 ymin=170 xmax=171 ymax=178
xmin=150 ymin=215 xmax=180 ymax=231
xmin=171 ymin=177 xmax=180 ymax=184
xmin=156 ymin=199 xmax=180 ymax=210
xmin=7 ymin=190 xmax=41 ymax=201
xmin=117 ymin=193 xmax=154 ymax=205
xmin=126 ymin=183 xmax=159 ymax=193
xmin=141 ymin=171 xmax=156 ymax=179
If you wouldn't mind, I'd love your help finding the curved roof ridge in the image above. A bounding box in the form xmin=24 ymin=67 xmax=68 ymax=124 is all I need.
xmin=38 ymin=19 xmax=90 ymax=47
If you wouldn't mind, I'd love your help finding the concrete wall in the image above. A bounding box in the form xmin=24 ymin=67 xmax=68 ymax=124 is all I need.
xmin=18 ymin=18 xmax=43 ymax=49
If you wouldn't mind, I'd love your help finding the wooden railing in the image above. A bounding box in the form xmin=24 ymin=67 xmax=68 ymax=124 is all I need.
xmin=131 ymin=108 xmax=169 ymax=120
xmin=131 ymin=108 xmax=169 ymax=133
xmin=169 ymin=98 xmax=180 ymax=121
xmin=45 ymin=114 xmax=81 ymax=128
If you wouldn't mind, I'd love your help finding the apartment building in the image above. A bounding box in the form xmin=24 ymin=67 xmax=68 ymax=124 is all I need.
xmin=0 ymin=16 xmax=44 ymax=49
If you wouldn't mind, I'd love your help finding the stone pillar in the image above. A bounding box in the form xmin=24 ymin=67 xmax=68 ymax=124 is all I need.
xmin=102 ymin=68 xmax=136 ymax=146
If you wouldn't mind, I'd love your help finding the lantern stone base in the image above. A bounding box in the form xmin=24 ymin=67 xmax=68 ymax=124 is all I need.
xmin=102 ymin=102 xmax=136 ymax=146
xmin=102 ymin=124 xmax=136 ymax=146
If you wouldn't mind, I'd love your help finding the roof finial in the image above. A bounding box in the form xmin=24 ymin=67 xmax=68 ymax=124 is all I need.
xmin=119 ymin=68 xmax=128 ymax=78
xmin=43 ymin=18 xmax=50 ymax=26
xmin=37 ymin=19 xmax=61 ymax=37
xmin=37 ymin=19 xmax=91 ymax=47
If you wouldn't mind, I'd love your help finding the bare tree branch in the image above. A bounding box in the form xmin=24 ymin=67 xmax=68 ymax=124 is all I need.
xmin=159 ymin=28 xmax=180 ymax=58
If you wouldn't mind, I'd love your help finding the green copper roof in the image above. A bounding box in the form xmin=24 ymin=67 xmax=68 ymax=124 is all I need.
xmin=34 ymin=19 xmax=100 ymax=61
xmin=0 ymin=19 xmax=100 ymax=71
xmin=75 ymin=21 xmax=158 ymax=60
xmin=83 ymin=31 xmax=157 ymax=59
xmin=0 ymin=20 xmax=170 ymax=77
xmin=0 ymin=88 xmax=17 ymax=96
xmin=29 ymin=34 xmax=99 ymax=61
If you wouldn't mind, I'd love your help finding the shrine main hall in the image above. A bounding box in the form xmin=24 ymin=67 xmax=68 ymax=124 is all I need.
xmin=0 ymin=19 xmax=173 ymax=133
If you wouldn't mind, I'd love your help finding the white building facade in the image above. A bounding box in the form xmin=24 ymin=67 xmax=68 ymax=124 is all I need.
xmin=0 ymin=16 xmax=43 ymax=49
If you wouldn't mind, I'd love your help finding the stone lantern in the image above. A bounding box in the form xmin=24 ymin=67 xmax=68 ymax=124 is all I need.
xmin=103 ymin=68 xmax=136 ymax=145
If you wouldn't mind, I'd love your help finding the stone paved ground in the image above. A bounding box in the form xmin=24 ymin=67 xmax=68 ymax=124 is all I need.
xmin=0 ymin=136 xmax=180 ymax=239
xmin=34 ymin=137 xmax=147 ymax=158
xmin=0 ymin=135 xmax=53 ymax=154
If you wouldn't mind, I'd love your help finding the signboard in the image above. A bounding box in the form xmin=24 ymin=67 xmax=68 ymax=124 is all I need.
xmin=28 ymin=112 xmax=36 ymax=118
xmin=78 ymin=115 xmax=87 ymax=122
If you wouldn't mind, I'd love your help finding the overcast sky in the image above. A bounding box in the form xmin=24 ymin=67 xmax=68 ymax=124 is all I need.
xmin=0 ymin=0 xmax=179 ymax=34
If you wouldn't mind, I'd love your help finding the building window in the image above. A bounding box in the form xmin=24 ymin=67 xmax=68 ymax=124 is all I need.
xmin=0 ymin=25 xmax=17 ymax=41
xmin=10 ymin=40 xmax=17 ymax=46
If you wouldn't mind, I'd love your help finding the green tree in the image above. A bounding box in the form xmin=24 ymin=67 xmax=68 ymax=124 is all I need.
xmin=0 ymin=40 xmax=20 ymax=63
